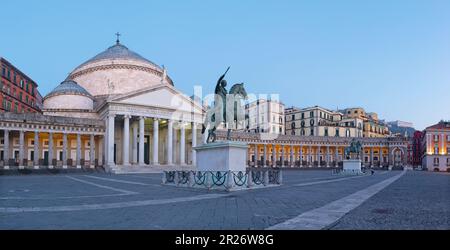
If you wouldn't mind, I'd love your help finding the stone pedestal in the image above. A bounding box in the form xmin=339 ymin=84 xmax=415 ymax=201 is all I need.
xmin=194 ymin=141 xmax=248 ymax=172
xmin=343 ymin=159 xmax=362 ymax=173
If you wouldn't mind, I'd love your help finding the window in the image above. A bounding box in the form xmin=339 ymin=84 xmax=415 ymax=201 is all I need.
xmin=272 ymin=126 xmax=276 ymax=133
xmin=19 ymin=92 xmax=22 ymax=101
xmin=279 ymin=127 xmax=282 ymax=133
xmin=291 ymin=122 xmax=295 ymax=129
xmin=310 ymin=111 xmax=313 ymax=117
xmin=336 ymin=128 xmax=339 ymax=137
xmin=301 ymin=129 xmax=305 ymax=136
xmin=7 ymin=69 xmax=10 ymax=80
xmin=292 ymin=114 xmax=295 ymax=120
xmin=434 ymin=147 xmax=439 ymax=154
xmin=13 ymin=73 xmax=16 ymax=84
xmin=324 ymin=128 xmax=328 ymax=136
xmin=310 ymin=128 xmax=314 ymax=136
xmin=433 ymin=158 xmax=439 ymax=166
xmin=310 ymin=119 xmax=314 ymax=126
xmin=434 ymin=135 xmax=439 ymax=142
xmin=346 ymin=129 xmax=350 ymax=137
xmin=291 ymin=131 xmax=295 ymax=135
xmin=301 ymin=113 xmax=304 ymax=119
xmin=1 ymin=67 xmax=5 ymax=76
xmin=301 ymin=121 xmax=305 ymax=127
xmin=20 ymin=80 xmax=24 ymax=88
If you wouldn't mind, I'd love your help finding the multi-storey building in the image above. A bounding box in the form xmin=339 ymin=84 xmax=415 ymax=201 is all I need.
xmin=342 ymin=108 xmax=389 ymax=137
xmin=409 ymin=130 xmax=423 ymax=168
xmin=422 ymin=121 xmax=450 ymax=171
xmin=245 ymin=98 xmax=285 ymax=134
xmin=0 ymin=57 xmax=42 ymax=113
xmin=285 ymin=106 xmax=363 ymax=137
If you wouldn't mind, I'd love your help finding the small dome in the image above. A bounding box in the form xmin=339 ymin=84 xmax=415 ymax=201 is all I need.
xmin=44 ymin=79 xmax=93 ymax=100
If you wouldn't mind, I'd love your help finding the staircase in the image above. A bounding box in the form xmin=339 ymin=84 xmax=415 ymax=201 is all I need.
xmin=110 ymin=165 xmax=196 ymax=174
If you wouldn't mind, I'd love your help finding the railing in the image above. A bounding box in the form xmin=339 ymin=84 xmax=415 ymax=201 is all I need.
xmin=162 ymin=168 xmax=283 ymax=191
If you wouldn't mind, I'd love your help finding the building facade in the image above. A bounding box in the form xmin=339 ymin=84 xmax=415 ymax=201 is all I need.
xmin=245 ymin=99 xmax=285 ymax=134
xmin=343 ymin=108 xmax=389 ymax=138
xmin=1 ymin=57 xmax=42 ymax=113
xmin=422 ymin=121 xmax=450 ymax=171
xmin=0 ymin=40 xmax=204 ymax=173
xmin=285 ymin=106 xmax=364 ymax=137
xmin=215 ymin=130 xmax=409 ymax=169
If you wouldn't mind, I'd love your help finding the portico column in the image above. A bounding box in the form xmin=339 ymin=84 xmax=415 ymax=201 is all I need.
xmin=291 ymin=145 xmax=295 ymax=167
xmin=138 ymin=116 xmax=145 ymax=165
xmin=263 ymin=144 xmax=267 ymax=167
xmin=370 ymin=147 xmax=374 ymax=168
xmin=317 ymin=146 xmax=321 ymax=167
xmin=33 ymin=131 xmax=39 ymax=169
xmin=299 ymin=145 xmax=303 ymax=167
xmin=272 ymin=144 xmax=276 ymax=167
xmin=180 ymin=122 xmax=186 ymax=165
xmin=90 ymin=134 xmax=95 ymax=168
xmin=48 ymin=132 xmax=54 ymax=168
xmin=19 ymin=130 xmax=24 ymax=168
xmin=167 ymin=120 xmax=173 ymax=165
xmin=254 ymin=144 xmax=259 ymax=166
xmin=76 ymin=133 xmax=81 ymax=168
xmin=191 ymin=122 xmax=197 ymax=166
xmin=107 ymin=114 xmax=116 ymax=167
xmin=123 ymin=115 xmax=130 ymax=166
xmin=308 ymin=145 xmax=312 ymax=167
xmin=379 ymin=147 xmax=383 ymax=167
xmin=132 ymin=122 xmax=138 ymax=164
xmin=62 ymin=133 xmax=67 ymax=168
xmin=326 ymin=146 xmax=330 ymax=167
xmin=152 ymin=118 xmax=159 ymax=165
xmin=3 ymin=130 xmax=9 ymax=169
xmin=335 ymin=146 xmax=339 ymax=165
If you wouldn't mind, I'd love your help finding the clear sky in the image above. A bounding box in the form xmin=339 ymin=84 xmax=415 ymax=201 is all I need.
xmin=1 ymin=0 xmax=449 ymax=130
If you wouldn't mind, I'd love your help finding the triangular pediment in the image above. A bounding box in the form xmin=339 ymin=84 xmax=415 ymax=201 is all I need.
xmin=110 ymin=84 xmax=204 ymax=114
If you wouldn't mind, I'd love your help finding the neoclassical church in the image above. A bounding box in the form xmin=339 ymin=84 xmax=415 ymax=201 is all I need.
xmin=0 ymin=39 xmax=204 ymax=173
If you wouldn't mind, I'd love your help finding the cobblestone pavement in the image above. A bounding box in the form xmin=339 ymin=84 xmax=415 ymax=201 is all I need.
xmin=0 ymin=170 xmax=448 ymax=229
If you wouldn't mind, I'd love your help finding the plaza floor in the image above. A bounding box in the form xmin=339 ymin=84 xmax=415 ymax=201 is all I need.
xmin=0 ymin=170 xmax=448 ymax=229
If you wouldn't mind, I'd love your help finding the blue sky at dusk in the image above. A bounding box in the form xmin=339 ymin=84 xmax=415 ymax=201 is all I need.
xmin=1 ymin=0 xmax=450 ymax=130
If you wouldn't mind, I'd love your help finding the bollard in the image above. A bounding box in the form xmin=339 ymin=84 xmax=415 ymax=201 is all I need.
xmin=226 ymin=170 xmax=234 ymax=191
xmin=188 ymin=171 xmax=193 ymax=187
xmin=162 ymin=171 xmax=167 ymax=184
xmin=247 ymin=169 xmax=253 ymax=188
xmin=278 ymin=169 xmax=283 ymax=184
xmin=174 ymin=171 xmax=179 ymax=186
xmin=264 ymin=169 xmax=269 ymax=186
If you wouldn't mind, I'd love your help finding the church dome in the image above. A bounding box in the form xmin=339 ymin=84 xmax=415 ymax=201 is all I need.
xmin=68 ymin=39 xmax=173 ymax=97
xmin=43 ymin=79 xmax=94 ymax=111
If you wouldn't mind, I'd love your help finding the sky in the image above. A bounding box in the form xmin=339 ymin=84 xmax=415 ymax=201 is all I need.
xmin=1 ymin=0 xmax=450 ymax=130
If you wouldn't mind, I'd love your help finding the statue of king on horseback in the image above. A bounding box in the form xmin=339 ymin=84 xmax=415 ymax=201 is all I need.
xmin=201 ymin=67 xmax=248 ymax=143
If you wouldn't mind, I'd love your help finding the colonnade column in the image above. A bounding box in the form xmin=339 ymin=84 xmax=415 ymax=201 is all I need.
xmin=152 ymin=118 xmax=159 ymax=165
xmin=272 ymin=144 xmax=276 ymax=167
xmin=132 ymin=122 xmax=138 ymax=164
xmin=123 ymin=115 xmax=130 ymax=166
xmin=254 ymin=144 xmax=259 ymax=166
xmin=370 ymin=147 xmax=374 ymax=168
xmin=3 ymin=130 xmax=9 ymax=169
xmin=48 ymin=132 xmax=54 ymax=168
xmin=308 ymin=145 xmax=312 ymax=167
xmin=317 ymin=146 xmax=321 ymax=167
xmin=76 ymin=134 xmax=81 ymax=168
xmin=290 ymin=145 xmax=294 ymax=167
xmin=191 ymin=122 xmax=197 ymax=166
xmin=138 ymin=116 xmax=145 ymax=165
xmin=335 ymin=146 xmax=339 ymax=165
xmin=62 ymin=133 xmax=67 ymax=168
xmin=299 ymin=145 xmax=303 ymax=167
xmin=180 ymin=122 xmax=186 ymax=165
xmin=107 ymin=114 xmax=116 ymax=167
xmin=263 ymin=144 xmax=267 ymax=167
xmin=167 ymin=120 xmax=173 ymax=165
xmin=90 ymin=134 xmax=95 ymax=168
xmin=379 ymin=148 xmax=383 ymax=167
xmin=326 ymin=146 xmax=330 ymax=167
xmin=33 ymin=131 xmax=39 ymax=169
xmin=19 ymin=130 xmax=24 ymax=168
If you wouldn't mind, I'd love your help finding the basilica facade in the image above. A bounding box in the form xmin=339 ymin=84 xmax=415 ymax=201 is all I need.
xmin=0 ymin=40 xmax=204 ymax=173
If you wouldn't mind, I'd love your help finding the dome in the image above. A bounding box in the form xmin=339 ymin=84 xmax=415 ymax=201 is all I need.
xmin=69 ymin=41 xmax=173 ymax=97
xmin=44 ymin=79 xmax=93 ymax=99
xmin=43 ymin=79 xmax=94 ymax=111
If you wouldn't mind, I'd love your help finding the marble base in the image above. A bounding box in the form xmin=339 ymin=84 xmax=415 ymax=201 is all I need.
xmin=343 ymin=159 xmax=362 ymax=172
xmin=194 ymin=141 xmax=248 ymax=172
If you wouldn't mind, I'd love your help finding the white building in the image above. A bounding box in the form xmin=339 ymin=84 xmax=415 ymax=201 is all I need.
xmin=245 ymin=99 xmax=285 ymax=134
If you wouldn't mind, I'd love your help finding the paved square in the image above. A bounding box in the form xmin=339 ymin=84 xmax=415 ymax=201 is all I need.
xmin=0 ymin=170 xmax=448 ymax=229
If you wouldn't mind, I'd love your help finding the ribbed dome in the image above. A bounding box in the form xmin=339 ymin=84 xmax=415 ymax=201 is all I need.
xmin=44 ymin=79 xmax=92 ymax=100
xmin=74 ymin=42 xmax=161 ymax=71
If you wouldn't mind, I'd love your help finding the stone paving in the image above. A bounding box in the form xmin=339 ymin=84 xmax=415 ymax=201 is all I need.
xmin=0 ymin=170 xmax=448 ymax=229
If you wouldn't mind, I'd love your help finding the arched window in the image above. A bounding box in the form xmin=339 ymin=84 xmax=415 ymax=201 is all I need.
xmin=291 ymin=122 xmax=295 ymax=129
xmin=310 ymin=119 xmax=315 ymax=126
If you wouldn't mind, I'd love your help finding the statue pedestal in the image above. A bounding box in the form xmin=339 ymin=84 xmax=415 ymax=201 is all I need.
xmin=194 ymin=141 xmax=248 ymax=172
xmin=343 ymin=159 xmax=362 ymax=173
